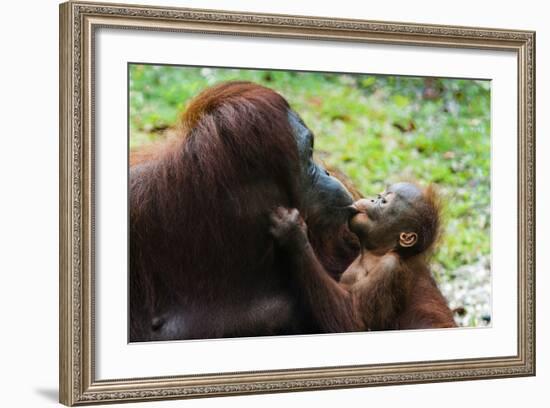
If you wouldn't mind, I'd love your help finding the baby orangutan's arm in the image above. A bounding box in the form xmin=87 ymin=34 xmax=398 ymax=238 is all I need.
xmin=270 ymin=207 xmax=363 ymax=333
xmin=351 ymin=253 xmax=411 ymax=331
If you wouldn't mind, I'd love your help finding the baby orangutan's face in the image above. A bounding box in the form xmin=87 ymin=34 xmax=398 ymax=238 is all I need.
xmin=349 ymin=182 xmax=422 ymax=251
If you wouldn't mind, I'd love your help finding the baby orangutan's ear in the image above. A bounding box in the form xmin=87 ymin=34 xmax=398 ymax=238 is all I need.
xmin=399 ymin=232 xmax=417 ymax=248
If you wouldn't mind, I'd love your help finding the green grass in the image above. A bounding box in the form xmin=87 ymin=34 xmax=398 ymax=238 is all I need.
xmin=129 ymin=64 xmax=491 ymax=283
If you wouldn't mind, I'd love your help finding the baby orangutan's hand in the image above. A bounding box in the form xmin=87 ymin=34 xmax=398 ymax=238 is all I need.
xmin=269 ymin=207 xmax=309 ymax=249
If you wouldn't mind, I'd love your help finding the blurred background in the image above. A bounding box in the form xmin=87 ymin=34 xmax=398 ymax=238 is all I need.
xmin=129 ymin=64 xmax=491 ymax=328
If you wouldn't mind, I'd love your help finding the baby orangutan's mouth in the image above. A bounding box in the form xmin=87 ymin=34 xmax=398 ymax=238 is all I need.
xmin=347 ymin=204 xmax=368 ymax=233
xmin=347 ymin=205 xmax=361 ymax=218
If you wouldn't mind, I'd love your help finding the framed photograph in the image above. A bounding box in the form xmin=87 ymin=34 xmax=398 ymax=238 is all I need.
xmin=59 ymin=1 xmax=535 ymax=405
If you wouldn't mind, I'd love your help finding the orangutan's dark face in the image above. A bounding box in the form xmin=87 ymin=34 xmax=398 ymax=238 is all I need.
xmin=288 ymin=110 xmax=353 ymax=224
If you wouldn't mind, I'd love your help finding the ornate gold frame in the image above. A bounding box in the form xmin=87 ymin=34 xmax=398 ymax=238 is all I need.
xmin=59 ymin=1 xmax=536 ymax=405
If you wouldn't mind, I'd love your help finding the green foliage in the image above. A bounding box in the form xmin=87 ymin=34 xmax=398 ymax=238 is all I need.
xmin=129 ymin=64 xmax=491 ymax=282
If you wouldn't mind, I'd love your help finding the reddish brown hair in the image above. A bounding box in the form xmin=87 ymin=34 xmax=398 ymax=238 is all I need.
xmin=129 ymin=82 xmax=303 ymax=334
xmin=414 ymin=184 xmax=442 ymax=255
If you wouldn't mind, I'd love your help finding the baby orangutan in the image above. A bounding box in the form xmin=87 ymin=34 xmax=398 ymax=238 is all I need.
xmin=270 ymin=182 xmax=456 ymax=332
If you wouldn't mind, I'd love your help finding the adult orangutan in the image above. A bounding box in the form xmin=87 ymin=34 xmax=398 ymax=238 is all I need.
xmin=129 ymin=81 xmax=359 ymax=341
